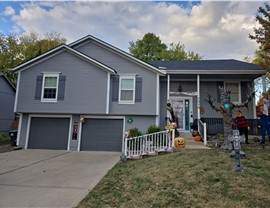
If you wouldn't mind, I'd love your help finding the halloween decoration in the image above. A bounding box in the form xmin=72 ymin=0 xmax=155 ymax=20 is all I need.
xmin=191 ymin=129 xmax=199 ymax=137
xmin=174 ymin=137 xmax=186 ymax=148
xmin=166 ymin=103 xmax=180 ymax=137
xmin=205 ymin=84 xmax=254 ymax=149
xmin=194 ymin=135 xmax=202 ymax=142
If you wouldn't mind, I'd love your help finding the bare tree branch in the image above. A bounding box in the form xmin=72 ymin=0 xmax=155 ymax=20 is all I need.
xmin=204 ymin=93 xmax=216 ymax=110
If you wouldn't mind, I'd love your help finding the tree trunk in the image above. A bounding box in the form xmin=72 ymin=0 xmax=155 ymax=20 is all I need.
xmin=221 ymin=111 xmax=233 ymax=150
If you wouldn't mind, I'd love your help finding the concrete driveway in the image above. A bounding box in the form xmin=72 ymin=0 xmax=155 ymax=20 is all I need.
xmin=0 ymin=149 xmax=120 ymax=208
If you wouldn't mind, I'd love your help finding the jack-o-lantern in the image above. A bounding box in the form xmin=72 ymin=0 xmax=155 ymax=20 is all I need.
xmin=194 ymin=135 xmax=202 ymax=142
xmin=174 ymin=137 xmax=186 ymax=148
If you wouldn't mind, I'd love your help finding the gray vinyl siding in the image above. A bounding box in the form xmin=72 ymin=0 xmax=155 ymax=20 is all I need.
xmin=0 ymin=76 xmax=15 ymax=131
xmin=125 ymin=116 xmax=157 ymax=133
xmin=74 ymin=41 xmax=158 ymax=115
xmin=16 ymin=51 xmax=108 ymax=114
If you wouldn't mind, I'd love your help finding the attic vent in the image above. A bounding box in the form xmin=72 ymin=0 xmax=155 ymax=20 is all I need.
xmin=158 ymin=66 xmax=167 ymax=69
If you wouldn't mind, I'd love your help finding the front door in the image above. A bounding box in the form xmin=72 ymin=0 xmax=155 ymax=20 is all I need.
xmin=170 ymin=97 xmax=193 ymax=131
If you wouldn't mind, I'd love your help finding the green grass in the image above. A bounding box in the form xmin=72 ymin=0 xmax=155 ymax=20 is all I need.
xmin=78 ymin=144 xmax=270 ymax=208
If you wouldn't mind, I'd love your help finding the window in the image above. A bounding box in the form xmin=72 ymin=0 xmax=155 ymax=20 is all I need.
xmin=41 ymin=73 xmax=59 ymax=102
xmin=119 ymin=76 xmax=135 ymax=104
xmin=225 ymin=82 xmax=239 ymax=102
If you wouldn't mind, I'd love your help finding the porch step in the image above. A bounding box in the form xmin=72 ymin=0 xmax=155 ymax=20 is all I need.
xmin=179 ymin=132 xmax=210 ymax=150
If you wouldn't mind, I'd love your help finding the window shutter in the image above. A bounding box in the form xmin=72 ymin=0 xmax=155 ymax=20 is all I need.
xmin=112 ymin=76 xmax=119 ymax=102
xmin=241 ymin=81 xmax=251 ymax=102
xmin=135 ymin=77 xmax=142 ymax=102
xmin=35 ymin=75 xmax=43 ymax=100
xmin=217 ymin=81 xmax=224 ymax=103
xmin=58 ymin=75 xmax=66 ymax=100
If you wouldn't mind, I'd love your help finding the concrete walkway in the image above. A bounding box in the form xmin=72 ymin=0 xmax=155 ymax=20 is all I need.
xmin=0 ymin=150 xmax=120 ymax=208
xmin=180 ymin=132 xmax=210 ymax=150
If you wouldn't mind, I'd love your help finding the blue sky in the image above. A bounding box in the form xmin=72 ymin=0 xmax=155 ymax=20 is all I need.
xmin=0 ymin=1 xmax=267 ymax=60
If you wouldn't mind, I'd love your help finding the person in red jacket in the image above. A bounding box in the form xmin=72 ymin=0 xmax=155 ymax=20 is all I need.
xmin=234 ymin=110 xmax=250 ymax=144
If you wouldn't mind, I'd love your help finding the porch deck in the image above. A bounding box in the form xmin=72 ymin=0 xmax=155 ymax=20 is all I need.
xmin=179 ymin=132 xmax=210 ymax=150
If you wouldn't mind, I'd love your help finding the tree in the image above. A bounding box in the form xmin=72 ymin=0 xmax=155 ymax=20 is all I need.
xmin=205 ymin=85 xmax=255 ymax=150
xmin=162 ymin=42 xmax=202 ymax=60
xmin=0 ymin=32 xmax=66 ymax=85
xmin=249 ymin=3 xmax=270 ymax=69
xmin=129 ymin=33 xmax=202 ymax=61
xmin=129 ymin=33 xmax=167 ymax=61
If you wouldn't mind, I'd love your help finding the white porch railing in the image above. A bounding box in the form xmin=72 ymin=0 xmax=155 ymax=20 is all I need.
xmin=198 ymin=119 xmax=207 ymax=145
xmin=123 ymin=129 xmax=175 ymax=160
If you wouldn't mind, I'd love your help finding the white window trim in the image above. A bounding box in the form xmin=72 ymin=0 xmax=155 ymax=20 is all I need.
xmin=224 ymin=81 xmax=241 ymax=103
xmin=41 ymin=72 xmax=60 ymax=103
xmin=118 ymin=75 xmax=136 ymax=104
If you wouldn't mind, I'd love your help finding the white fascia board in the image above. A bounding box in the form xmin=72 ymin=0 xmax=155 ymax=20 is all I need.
xmin=12 ymin=44 xmax=66 ymax=73
xmin=166 ymin=69 xmax=266 ymax=75
xmin=70 ymin=35 xmax=165 ymax=76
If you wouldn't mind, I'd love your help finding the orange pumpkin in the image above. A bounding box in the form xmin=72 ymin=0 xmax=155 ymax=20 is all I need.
xmin=174 ymin=137 xmax=186 ymax=148
xmin=194 ymin=135 xmax=202 ymax=142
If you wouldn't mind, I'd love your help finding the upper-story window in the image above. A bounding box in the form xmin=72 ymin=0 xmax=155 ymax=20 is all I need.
xmin=119 ymin=76 xmax=136 ymax=104
xmin=225 ymin=82 xmax=240 ymax=102
xmin=41 ymin=73 xmax=59 ymax=102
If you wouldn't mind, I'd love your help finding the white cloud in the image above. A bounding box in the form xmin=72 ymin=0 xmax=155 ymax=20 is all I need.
xmin=8 ymin=1 xmax=265 ymax=60
xmin=4 ymin=6 xmax=15 ymax=16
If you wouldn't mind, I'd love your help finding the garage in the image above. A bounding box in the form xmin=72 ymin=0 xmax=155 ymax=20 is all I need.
xmin=28 ymin=117 xmax=70 ymax=150
xmin=81 ymin=118 xmax=123 ymax=151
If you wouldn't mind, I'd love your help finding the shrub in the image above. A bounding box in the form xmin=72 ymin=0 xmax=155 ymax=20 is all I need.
xmin=128 ymin=128 xmax=142 ymax=137
xmin=146 ymin=125 xmax=161 ymax=134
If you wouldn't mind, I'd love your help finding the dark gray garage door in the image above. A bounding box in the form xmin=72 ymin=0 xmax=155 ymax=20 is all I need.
xmin=81 ymin=118 xmax=123 ymax=151
xmin=28 ymin=117 xmax=70 ymax=150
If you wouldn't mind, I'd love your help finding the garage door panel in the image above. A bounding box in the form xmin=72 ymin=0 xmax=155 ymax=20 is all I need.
xmin=81 ymin=119 xmax=123 ymax=151
xmin=28 ymin=117 xmax=70 ymax=150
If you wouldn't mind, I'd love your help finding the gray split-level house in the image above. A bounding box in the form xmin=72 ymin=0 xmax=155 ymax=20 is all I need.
xmin=0 ymin=73 xmax=16 ymax=132
xmin=12 ymin=35 xmax=266 ymax=152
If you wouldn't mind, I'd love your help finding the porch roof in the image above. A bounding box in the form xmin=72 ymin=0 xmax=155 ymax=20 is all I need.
xmin=148 ymin=59 xmax=266 ymax=79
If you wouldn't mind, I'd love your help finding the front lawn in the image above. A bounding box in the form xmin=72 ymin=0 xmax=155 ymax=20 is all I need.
xmin=78 ymin=143 xmax=270 ymax=208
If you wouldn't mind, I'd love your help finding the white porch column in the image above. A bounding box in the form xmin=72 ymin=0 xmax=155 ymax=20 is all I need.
xmin=197 ymin=74 xmax=200 ymax=120
xmin=156 ymin=74 xmax=160 ymax=126
xmin=167 ymin=74 xmax=170 ymax=101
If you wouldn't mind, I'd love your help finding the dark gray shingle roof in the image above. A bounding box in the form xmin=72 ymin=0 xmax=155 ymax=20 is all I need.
xmin=147 ymin=59 xmax=264 ymax=71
